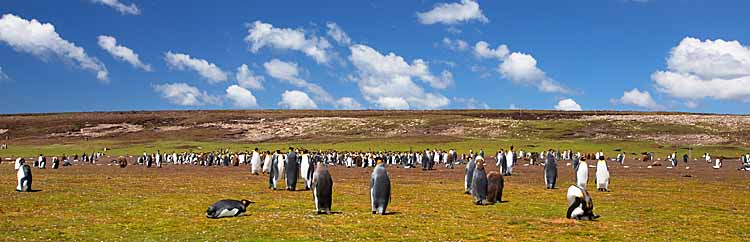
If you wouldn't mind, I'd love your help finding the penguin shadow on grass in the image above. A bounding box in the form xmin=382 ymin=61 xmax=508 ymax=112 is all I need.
xmin=16 ymin=189 xmax=42 ymax=193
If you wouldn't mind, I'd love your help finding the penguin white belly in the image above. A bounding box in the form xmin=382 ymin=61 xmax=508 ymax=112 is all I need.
xmin=16 ymin=169 xmax=24 ymax=191
xmin=314 ymin=187 xmax=319 ymax=211
xmin=596 ymin=162 xmax=609 ymax=190
xmin=217 ymin=208 xmax=241 ymax=218
xmin=576 ymin=162 xmax=588 ymax=189
xmin=570 ymin=206 xmax=584 ymax=218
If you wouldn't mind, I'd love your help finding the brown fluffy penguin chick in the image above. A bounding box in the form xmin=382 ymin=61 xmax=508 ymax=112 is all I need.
xmin=117 ymin=156 xmax=128 ymax=168
xmin=486 ymin=171 xmax=504 ymax=204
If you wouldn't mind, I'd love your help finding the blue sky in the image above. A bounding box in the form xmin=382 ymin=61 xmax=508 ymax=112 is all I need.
xmin=1 ymin=0 xmax=749 ymax=114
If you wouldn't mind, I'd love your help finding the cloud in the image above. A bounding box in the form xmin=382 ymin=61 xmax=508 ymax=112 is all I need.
xmin=453 ymin=97 xmax=490 ymax=109
xmin=652 ymin=37 xmax=750 ymax=104
xmin=348 ymin=44 xmax=452 ymax=109
xmin=499 ymin=52 xmax=569 ymax=93
xmin=152 ymin=83 xmax=221 ymax=106
xmin=0 ymin=14 xmax=109 ymax=82
xmin=91 ymin=0 xmax=140 ymax=15
xmin=245 ymin=20 xmax=332 ymax=64
xmin=0 ymin=66 xmax=8 ymax=80
xmin=474 ymin=41 xmax=509 ymax=59
xmin=617 ymin=88 xmax=660 ymax=109
xmin=97 ymin=35 xmax=151 ymax=71
xmin=417 ymin=0 xmax=488 ymax=25
xmin=164 ymin=51 xmax=228 ymax=83
xmin=225 ymin=85 xmax=258 ymax=108
xmin=554 ymin=98 xmax=582 ymax=111
xmin=442 ymin=37 xmax=468 ymax=51
xmin=326 ymin=22 xmax=351 ymax=46
xmin=263 ymin=59 xmax=335 ymax=104
xmin=335 ymin=97 xmax=364 ymax=110
xmin=279 ymin=90 xmax=318 ymax=109
xmin=235 ymin=64 xmax=264 ymax=90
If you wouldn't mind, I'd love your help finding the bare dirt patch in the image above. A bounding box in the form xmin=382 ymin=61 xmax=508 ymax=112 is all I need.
xmin=49 ymin=123 xmax=144 ymax=138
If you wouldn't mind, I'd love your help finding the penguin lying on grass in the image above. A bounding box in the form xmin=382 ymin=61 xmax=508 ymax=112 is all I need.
xmin=206 ymin=199 xmax=253 ymax=219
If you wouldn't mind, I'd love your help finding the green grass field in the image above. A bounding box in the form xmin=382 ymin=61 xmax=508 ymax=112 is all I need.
xmin=2 ymin=138 xmax=750 ymax=241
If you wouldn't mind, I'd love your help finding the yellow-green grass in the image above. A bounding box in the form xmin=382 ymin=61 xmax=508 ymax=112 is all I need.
xmin=2 ymin=161 xmax=749 ymax=241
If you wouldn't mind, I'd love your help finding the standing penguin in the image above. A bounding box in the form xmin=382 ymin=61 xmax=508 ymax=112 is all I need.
xmin=566 ymin=185 xmax=599 ymax=220
xmin=576 ymin=159 xmax=589 ymax=189
xmin=370 ymin=158 xmax=391 ymax=215
xmin=312 ymin=161 xmax=333 ymax=214
xmin=464 ymin=157 xmax=476 ymax=194
xmin=286 ymin=148 xmax=299 ymax=191
xmin=268 ymin=151 xmax=281 ymax=190
xmin=206 ymin=199 xmax=252 ymax=219
xmin=544 ymin=151 xmax=558 ymax=189
xmin=471 ymin=158 xmax=488 ymax=205
xmin=250 ymin=148 xmax=262 ymax=175
xmin=595 ymin=159 xmax=610 ymax=192
xmin=16 ymin=164 xmax=32 ymax=192
xmin=262 ymin=151 xmax=273 ymax=174
xmin=486 ymin=171 xmax=504 ymax=204
xmin=51 ymin=156 xmax=60 ymax=169
xmin=300 ymin=150 xmax=314 ymax=190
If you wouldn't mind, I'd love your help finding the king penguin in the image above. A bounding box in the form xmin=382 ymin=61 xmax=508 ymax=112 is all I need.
xmin=576 ymin=159 xmax=589 ymax=189
xmin=312 ymin=161 xmax=333 ymax=214
xmin=370 ymin=158 xmax=391 ymax=215
xmin=464 ymin=156 xmax=476 ymax=194
xmin=544 ymin=151 xmax=558 ymax=189
xmin=250 ymin=148 xmax=262 ymax=175
xmin=566 ymin=185 xmax=599 ymax=220
xmin=471 ymin=158 xmax=488 ymax=205
xmin=206 ymin=199 xmax=252 ymax=219
xmin=486 ymin=170 xmax=504 ymax=204
xmin=16 ymin=164 xmax=32 ymax=192
xmin=595 ymin=159 xmax=610 ymax=192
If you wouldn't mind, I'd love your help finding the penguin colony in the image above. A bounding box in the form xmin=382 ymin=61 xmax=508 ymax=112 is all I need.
xmin=13 ymin=148 xmax=750 ymax=221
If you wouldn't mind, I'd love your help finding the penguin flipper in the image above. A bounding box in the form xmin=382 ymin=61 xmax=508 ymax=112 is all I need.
xmin=566 ymin=199 xmax=581 ymax=219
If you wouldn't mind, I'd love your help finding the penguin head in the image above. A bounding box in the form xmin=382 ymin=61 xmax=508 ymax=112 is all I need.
xmin=240 ymin=199 xmax=253 ymax=208
xmin=475 ymin=158 xmax=485 ymax=170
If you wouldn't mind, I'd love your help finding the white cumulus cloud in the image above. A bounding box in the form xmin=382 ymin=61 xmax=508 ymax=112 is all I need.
xmin=326 ymin=22 xmax=351 ymax=46
xmin=97 ymin=35 xmax=151 ymax=71
xmin=91 ymin=0 xmax=140 ymax=15
xmin=245 ymin=20 xmax=332 ymax=64
xmin=348 ymin=44 xmax=452 ymax=109
xmin=279 ymin=90 xmax=318 ymax=109
xmin=264 ymin=59 xmax=334 ymax=104
xmin=442 ymin=37 xmax=468 ymax=51
xmin=554 ymin=98 xmax=582 ymax=111
xmin=417 ymin=0 xmax=488 ymax=25
xmin=0 ymin=14 xmax=109 ymax=82
xmin=499 ymin=52 xmax=569 ymax=93
xmin=474 ymin=41 xmax=509 ymax=59
xmin=164 ymin=51 xmax=228 ymax=83
xmin=618 ymin=88 xmax=660 ymax=109
xmin=226 ymin=85 xmax=258 ymax=108
xmin=335 ymin=97 xmax=364 ymax=110
xmin=153 ymin=83 xmax=221 ymax=106
xmin=652 ymin=37 xmax=750 ymax=105
xmin=235 ymin=64 xmax=264 ymax=90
